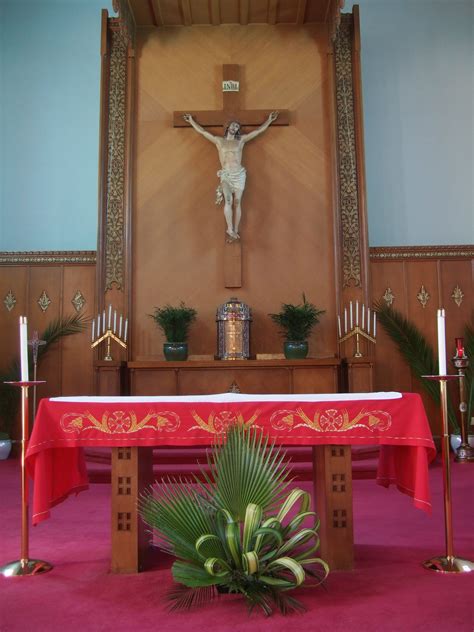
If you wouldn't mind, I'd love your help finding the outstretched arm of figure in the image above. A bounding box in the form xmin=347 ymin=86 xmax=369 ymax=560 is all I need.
xmin=183 ymin=114 xmax=218 ymax=144
xmin=241 ymin=111 xmax=279 ymax=143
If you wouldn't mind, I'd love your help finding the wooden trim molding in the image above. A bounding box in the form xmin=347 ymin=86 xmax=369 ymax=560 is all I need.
xmin=0 ymin=251 xmax=97 ymax=265
xmin=370 ymin=245 xmax=474 ymax=261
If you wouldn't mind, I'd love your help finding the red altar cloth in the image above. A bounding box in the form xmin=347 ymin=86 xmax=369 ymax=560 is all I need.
xmin=26 ymin=392 xmax=436 ymax=525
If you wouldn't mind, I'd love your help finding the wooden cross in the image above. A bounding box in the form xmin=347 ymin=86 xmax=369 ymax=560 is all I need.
xmin=174 ymin=64 xmax=289 ymax=288
xmin=173 ymin=64 xmax=289 ymax=129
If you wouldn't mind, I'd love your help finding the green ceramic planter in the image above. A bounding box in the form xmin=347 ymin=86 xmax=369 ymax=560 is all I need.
xmin=284 ymin=341 xmax=308 ymax=359
xmin=163 ymin=342 xmax=188 ymax=361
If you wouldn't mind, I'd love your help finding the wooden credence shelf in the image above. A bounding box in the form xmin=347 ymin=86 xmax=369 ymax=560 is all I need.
xmin=126 ymin=358 xmax=341 ymax=397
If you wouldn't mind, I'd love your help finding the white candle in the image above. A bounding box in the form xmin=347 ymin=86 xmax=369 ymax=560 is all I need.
xmin=124 ymin=319 xmax=128 ymax=343
xmin=119 ymin=315 xmax=123 ymax=338
xmin=337 ymin=315 xmax=342 ymax=338
xmin=437 ymin=308 xmax=446 ymax=375
xmin=356 ymin=301 xmax=359 ymax=327
xmin=361 ymin=304 xmax=365 ymax=330
xmin=97 ymin=314 xmax=101 ymax=337
xmin=19 ymin=316 xmax=29 ymax=382
xmin=373 ymin=312 xmax=377 ymax=338
xmin=367 ymin=308 xmax=371 ymax=335
xmin=102 ymin=310 xmax=106 ymax=334
xmin=350 ymin=302 xmax=353 ymax=330
xmin=344 ymin=308 xmax=348 ymax=334
xmin=92 ymin=320 xmax=95 ymax=342
xmin=113 ymin=310 xmax=117 ymax=333
xmin=108 ymin=304 xmax=112 ymax=329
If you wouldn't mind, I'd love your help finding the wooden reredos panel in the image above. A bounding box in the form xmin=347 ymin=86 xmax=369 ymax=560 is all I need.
xmin=132 ymin=25 xmax=337 ymax=360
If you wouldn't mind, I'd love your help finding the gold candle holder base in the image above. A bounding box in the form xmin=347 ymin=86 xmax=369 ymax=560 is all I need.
xmin=1 ymin=558 xmax=53 ymax=577
xmin=423 ymin=556 xmax=474 ymax=574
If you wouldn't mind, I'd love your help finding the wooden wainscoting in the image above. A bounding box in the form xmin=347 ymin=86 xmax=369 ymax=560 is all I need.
xmin=370 ymin=245 xmax=474 ymax=435
xmin=0 ymin=251 xmax=97 ymax=439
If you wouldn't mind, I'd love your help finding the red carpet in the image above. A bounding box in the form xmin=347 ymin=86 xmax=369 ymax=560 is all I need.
xmin=0 ymin=457 xmax=473 ymax=631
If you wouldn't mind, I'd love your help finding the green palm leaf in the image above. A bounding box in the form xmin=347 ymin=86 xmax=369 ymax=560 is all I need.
xmin=0 ymin=313 xmax=88 ymax=437
xmin=205 ymin=425 xmax=292 ymax=521
xmin=463 ymin=314 xmax=474 ymax=426
xmin=374 ymin=301 xmax=459 ymax=432
xmin=139 ymin=480 xmax=218 ymax=564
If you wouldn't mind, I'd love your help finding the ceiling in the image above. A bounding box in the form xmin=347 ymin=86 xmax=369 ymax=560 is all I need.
xmin=126 ymin=0 xmax=344 ymax=28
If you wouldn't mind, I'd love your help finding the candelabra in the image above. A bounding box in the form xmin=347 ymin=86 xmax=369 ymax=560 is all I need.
xmin=452 ymin=337 xmax=474 ymax=463
xmin=337 ymin=301 xmax=377 ymax=357
xmin=91 ymin=306 xmax=128 ymax=361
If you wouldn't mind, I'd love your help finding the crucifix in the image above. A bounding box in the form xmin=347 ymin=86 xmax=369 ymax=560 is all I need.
xmin=173 ymin=64 xmax=289 ymax=288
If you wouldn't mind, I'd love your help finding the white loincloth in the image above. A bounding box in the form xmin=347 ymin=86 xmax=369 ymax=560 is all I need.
xmin=215 ymin=167 xmax=247 ymax=205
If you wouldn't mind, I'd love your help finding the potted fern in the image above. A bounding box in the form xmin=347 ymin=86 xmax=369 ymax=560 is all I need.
xmin=150 ymin=302 xmax=197 ymax=361
xmin=270 ymin=294 xmax=325 ymax=359
xmin=139 ymin=425 xmax=328 ymax=615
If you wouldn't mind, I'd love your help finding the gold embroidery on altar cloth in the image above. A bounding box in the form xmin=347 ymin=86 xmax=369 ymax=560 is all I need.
xmin=189 ymin=409 xmax=260 ymax=434
xmin=60 ymin=410 xmax=180 ymax=434
xmin=270 ymin=408 xmax=392 ymax=432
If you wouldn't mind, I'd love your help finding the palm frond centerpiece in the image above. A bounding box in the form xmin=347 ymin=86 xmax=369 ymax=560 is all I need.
xmin=139 ymin=425 xmax=329 ymax=616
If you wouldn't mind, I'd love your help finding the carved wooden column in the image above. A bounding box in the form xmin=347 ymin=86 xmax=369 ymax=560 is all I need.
xmin=97 ymin=7 xmax=147 ymax=573
xmin=333 ymin=7 xmax=372 ymax=361
xmin=96 ymin=5 xmax=135 ymax=377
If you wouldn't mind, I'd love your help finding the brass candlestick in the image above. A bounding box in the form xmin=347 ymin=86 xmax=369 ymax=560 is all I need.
xmin=452 ymin=348 xmax=474 ymax=463
xmin=422 ymin=374 xmax=474 ymax=573
xmin=1 ymin=380 xmax=53 ymax=577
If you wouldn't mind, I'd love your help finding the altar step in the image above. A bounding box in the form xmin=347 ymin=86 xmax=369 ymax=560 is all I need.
xmin=84 ymin=446 xmax=379 ymax=483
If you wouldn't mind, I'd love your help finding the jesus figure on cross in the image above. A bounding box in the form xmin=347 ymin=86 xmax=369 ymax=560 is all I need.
xmin=183 ymin=111 xmax=279 ymax=241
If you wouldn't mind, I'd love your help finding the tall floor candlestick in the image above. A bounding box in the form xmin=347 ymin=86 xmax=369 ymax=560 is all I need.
xmin=422 ymin=373 xmax=474 ymax=573
xmin=1 ymin=381 xmax=52 ymax=577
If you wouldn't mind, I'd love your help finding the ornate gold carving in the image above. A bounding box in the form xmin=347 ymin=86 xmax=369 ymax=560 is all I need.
xmin=37 ymin=290 xmax=52 ymax=312
xmin=382 ymin=287 xmax=395 ymax=307
xmin=60 ymin=410 xmax=180 ymax=434
xmin=451 ymin=285 xmax=464 ymax=307
xmin=370 ymin=245 xmax=474 ymax=261
xmin=71 ymin=290 xmax=86 ymax=312
xmin=190 ymin=410 xmax=260 ymax=434
xmin=335 ymin=15 xmax=361 ymax=288
xmin=104 ymin=26 xmax=128 ymax=290
xmin=416 ymin=285 xmax=430 ymax=308
xmin=228 ymin=381 xmax=241 ymax=393
xmin=270 ymin=407 xmax=392 ymax=432
xmin=4 ymin=290 xmax=16 ymax=312
xmin=0 ymin=251 xmax=96 ymax=265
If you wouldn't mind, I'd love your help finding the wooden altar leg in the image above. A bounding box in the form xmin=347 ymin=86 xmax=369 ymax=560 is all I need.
xmin=313 ymin=445 xmax=354 ymax=570
xmin=111 ymin=446 xmax=153 ymax=573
